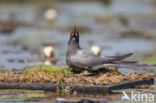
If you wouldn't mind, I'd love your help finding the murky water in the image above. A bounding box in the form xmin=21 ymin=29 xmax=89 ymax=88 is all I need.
xmin=0 ymin=0 xmax=156 ymax=102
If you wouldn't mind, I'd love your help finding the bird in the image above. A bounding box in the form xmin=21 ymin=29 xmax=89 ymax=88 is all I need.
xmin=66 ymin=26 xmax=133 ymax=73
xmin=43 ymin=46 xmax=54 ymax=58
xmin=91 ymin=45 xmax=101 ymax=56
xmin=42 ymin=46 xmax=56 ymax=65
xmin=44 ymin=8 xmax=57 ymax=22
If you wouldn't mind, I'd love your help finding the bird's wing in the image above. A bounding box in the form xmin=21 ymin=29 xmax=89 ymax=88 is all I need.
xmin=102 ymin=53 xmax=133 ymax=61
xmin=71 ymin=51 xmax=133 ymax=66
xmin=70 ymin=50 xmax=104 ymax=68
xmin=70 ymin=50 xmax=133 ymax=71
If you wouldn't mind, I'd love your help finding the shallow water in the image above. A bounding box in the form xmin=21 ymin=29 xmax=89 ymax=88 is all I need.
xmin=0 ymin=0 xmax=156 ymax=102
xmin=0 ymin=27 xmax=155 ymax=69
xmin=0 ymin=0 xmax=155 ymax=69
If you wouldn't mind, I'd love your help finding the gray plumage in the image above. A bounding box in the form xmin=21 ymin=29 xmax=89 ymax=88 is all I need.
xmin=66 ymin=26 xmax=133 ymax=72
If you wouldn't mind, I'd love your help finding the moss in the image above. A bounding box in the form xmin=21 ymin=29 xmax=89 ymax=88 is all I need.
xmin=22 ymin=65 xmax=73 ymax=83
xmin=23 ymin=65 xmax=73 ymax=76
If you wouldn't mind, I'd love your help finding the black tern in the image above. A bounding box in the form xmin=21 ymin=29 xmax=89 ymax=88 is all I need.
xmin=66 ymin=26 xmax=133 ymax=72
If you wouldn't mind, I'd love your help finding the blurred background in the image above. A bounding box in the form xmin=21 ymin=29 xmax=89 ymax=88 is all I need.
xmin=0 ymin=0 xmax=156 ymax=102
xmin=0 ymin=0 xmax=156 ymax=70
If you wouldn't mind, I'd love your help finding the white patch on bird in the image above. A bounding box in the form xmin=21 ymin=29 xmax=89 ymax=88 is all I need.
xmin=77 ymin=50 xmax=83 ymax=55
xmin=91 ymin=45 xmax=101 ymax=55
xmin=72 ymin=38 xmax=76 ymax=40
xmin=44 ymin=8 xmax=57 ymax=21
xmin=43 ymin=46 xmax=54 ymax=58
xmin=44 ymin=60 xmax=51 ymax=65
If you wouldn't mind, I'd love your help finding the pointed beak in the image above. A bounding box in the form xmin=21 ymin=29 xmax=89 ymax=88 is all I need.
xmin=71 ymin=25 xmax=78 ymax=36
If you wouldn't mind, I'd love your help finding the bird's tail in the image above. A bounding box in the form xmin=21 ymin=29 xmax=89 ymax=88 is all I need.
xmin=113 ymin=60 xmax=138 ymax=64
xmin=103 ymin=53 xmax=133 ymax=63
xmin=92 ymin=53 xmax=134 ymax=71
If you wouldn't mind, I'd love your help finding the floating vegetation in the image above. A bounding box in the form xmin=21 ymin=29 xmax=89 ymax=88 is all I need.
xmin=0 ymin=65 xmax=154 ymax=85
xmin=141 ymin=54 xmax=156 ymax=64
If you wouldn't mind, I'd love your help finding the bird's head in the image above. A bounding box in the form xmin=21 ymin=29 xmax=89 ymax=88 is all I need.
xmin=67 ymin=25 xmax=80 ymax=55
xmin=69 ymin=25 xmax=79 ymax=44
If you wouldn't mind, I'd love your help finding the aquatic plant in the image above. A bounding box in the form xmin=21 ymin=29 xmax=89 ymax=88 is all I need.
xmin=0 ymin=65 xmax=154 ymax=86
xmin=141 ymin=54 xmax=156 ymax=64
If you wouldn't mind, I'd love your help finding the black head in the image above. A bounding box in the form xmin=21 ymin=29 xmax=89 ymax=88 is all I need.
xmin=67 ymin=25 xmax=80 ymax=56
xmin=69 ymin=25 xmax=79 ymax=44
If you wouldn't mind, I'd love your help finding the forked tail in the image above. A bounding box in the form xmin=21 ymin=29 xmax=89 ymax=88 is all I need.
xmin=103 ymin=53 xmax=133 ymax=63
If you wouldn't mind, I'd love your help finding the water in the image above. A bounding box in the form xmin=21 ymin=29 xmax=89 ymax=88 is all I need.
xmin=0 ymin=0 xmax=156 ymax=102
xmin=0 ymin=27 xmax=154 ymax=68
